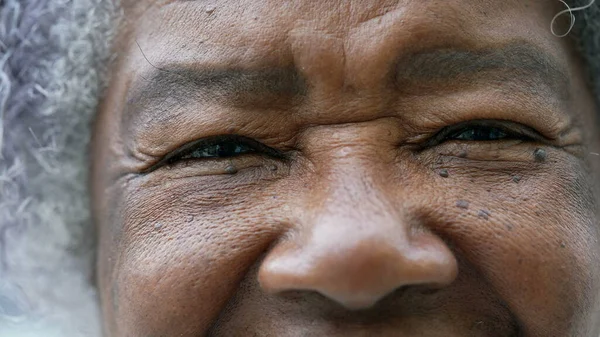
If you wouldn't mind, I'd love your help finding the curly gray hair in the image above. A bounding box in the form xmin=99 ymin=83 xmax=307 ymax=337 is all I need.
xmin=1 ymin=0 xmax=118 ymax=335
xmin=0 ymin=1 xmax=598 ymax=336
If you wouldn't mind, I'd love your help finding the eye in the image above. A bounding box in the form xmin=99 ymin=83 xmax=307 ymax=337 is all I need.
xmin=145 ymin=135 xmax=283 ymax=172
xmin=427 ymin=120 xmax=542 ymax=147
xmin=179 ymin=139 xmax=255 ymax=160
xmin=448 ymin=125 xmax=509 ymax=141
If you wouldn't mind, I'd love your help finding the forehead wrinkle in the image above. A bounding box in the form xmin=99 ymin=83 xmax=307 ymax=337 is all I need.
xmin=120 ymin=0 xmax=574 ymax=130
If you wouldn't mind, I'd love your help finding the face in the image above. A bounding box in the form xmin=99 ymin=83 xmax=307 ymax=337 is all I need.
xmin=91 ymin=0 xmax=600 ymax=336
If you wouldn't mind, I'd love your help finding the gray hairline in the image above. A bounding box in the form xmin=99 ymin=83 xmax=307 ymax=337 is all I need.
xmin=0 ymin=1 xmax=598 ymax=337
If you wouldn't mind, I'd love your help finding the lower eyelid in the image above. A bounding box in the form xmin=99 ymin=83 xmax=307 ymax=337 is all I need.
xmin=427 ymin=140 xmax=542 ymax=162
xmin=147 ymin=154 xmax=278 ymax=178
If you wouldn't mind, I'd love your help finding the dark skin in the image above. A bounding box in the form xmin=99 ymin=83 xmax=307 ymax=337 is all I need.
xmin=91 ymin=0 xmax=600 ymax=336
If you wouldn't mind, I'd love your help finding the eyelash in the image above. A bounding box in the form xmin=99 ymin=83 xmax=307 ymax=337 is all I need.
xmin=150 ymin=135 xmax=283 ymax=169
xmin=152 ymin=120 xmax=541 ymax=170
xmin=422 ymin=119 xmax=542 ymax=147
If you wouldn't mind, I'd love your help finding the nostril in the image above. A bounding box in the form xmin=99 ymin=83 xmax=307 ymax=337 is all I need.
xmin=417 ymin=286 xmax=443 ymax=296
xmin=274 ymin=284 xmax=445 ymax=317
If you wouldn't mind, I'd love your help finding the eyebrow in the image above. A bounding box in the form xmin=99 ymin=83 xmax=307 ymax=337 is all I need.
xmin=123 ymin=64 xmax=306 ymax=128
xmin=129 ymin=66 xmax=305 ymax=104
xmin=126 ymin=41 xmax=570 ymax=125
xmin=394 ymin=42 xmax=570 ymax=100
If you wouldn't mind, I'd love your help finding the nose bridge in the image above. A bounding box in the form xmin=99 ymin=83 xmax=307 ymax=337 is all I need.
xmin=311 ymin=168 xmax=397 ymax=251
xmin=258 ymin=143 xmax=458 ymax=310
xmin=302 ymin=138 xmax=403 ymax=242
xmin=311 ymin=155 xmax=403 ymax=241
xmin=308 ymin=125 xmax=407 ymax=227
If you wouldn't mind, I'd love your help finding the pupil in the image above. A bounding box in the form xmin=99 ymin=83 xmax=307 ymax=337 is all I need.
xmin=456 ymin=127 xmax=506 ymax=141
xmin=216 ymin=141 xmax=239 ymax=156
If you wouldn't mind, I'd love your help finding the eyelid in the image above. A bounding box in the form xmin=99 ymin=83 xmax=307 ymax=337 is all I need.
xmin=143 ymin=135 xmax=285 ymax=173
xmin=421 ymin=119 xmax=548 ymax=148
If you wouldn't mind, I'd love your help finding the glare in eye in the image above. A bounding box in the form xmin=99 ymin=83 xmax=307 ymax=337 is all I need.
xmin=450 ymin=126 xmax=509 ymax=141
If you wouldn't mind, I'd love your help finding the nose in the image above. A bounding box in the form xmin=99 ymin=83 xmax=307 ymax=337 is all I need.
xmin=258 ymin=169 xmax=458 ymax=310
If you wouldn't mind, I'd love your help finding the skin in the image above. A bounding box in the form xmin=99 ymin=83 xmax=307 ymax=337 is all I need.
xmin=91 ymin=0 xmax=600 ymax=336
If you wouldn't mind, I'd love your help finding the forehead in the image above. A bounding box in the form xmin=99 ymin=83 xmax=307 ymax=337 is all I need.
xmin=108 ymin=0 xmax=599 ymax=154
xmin=121 ymin=0 xmax=564 ymax=72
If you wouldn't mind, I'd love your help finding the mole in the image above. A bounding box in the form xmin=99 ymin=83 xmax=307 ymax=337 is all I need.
xmin=225 ymin=165 xmax=238 ymax=174
xmin=456 ymin=200 xmax=470 ymax=209
xmin=533 ymin=148 xmax=547 ymax=163
xmin=478 ymin=209 xmax=491 ymax=220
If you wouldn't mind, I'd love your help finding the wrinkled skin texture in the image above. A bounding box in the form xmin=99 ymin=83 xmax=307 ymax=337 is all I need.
xmin=92 ymin=0 xmax=600 ymax=336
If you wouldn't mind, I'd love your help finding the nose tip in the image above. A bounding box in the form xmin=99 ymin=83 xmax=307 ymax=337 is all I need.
xmin=258 ymin=229 xmax=458 ymax=310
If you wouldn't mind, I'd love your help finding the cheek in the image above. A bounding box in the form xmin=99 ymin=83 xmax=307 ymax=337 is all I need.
xmin=100 ymin=146 xmax=600 ymax=335
xmin=439 ymin=151 xmax=600 ymax=334
xmin=107 ymin=176 xmax=285 ymax=336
